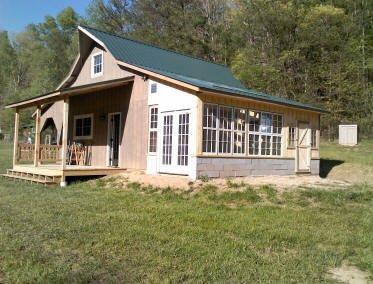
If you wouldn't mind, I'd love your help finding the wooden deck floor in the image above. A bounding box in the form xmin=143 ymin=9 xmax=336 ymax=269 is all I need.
xmin=12 ymin=164 xmax=126 ymax=177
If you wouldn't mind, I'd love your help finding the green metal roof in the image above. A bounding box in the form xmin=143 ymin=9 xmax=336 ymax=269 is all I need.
xmin=81 ymin=25 xmax=326 ymax=113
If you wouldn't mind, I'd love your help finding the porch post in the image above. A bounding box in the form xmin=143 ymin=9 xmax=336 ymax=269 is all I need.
xmin=60 ymin=96 xmax=69 ymax=187
xmin=33 ymin=106 xmax=41 ymax=167
xmin=12 ymin=109 xmax=19 ymax=167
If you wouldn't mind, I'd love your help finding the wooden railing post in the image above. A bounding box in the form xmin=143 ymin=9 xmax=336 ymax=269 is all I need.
xmin=60 ymin=97 xmax=69 ymax=187
xmin=12 ymin=109 xmax=19 ymax=167
xmin=33 ymin=106 xmax=41 ymax=167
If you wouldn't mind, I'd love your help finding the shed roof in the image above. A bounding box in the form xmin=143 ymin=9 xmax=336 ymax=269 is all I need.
xmin=81 ymin=25 xmax=326 ymax=113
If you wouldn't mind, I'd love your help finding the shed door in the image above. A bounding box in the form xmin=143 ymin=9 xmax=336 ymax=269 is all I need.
xmin=159 ymin=111 xmax=190 ymax=175
xmin=296 ymin=122 xmax=311 ymax=172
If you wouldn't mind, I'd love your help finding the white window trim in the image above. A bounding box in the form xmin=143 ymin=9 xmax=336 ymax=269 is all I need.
xmin=202 ymin=103 xmax=219 ymax=155
xmin=148 ymin=105 xmax=158 ymax=154
xmin=91 ymin=51 xmax=103 ymax=78
xmin=202 ymin=103 xmax=284 ymax=158
xmin=73 ymin=113 xmax=94 ymax=140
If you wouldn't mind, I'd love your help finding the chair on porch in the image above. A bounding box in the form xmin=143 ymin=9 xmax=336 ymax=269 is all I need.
xmin=67 ymin=142 xmax=91 ymax=166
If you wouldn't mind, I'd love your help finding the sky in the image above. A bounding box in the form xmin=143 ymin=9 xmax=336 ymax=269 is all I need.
xmin=0 ymin=0 xmax=91 ymax=33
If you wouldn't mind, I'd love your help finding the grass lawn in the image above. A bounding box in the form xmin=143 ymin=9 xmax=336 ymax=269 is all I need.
xmin=320 ymin=139 xmax=373 ymax=183
xmin=0 ymin=142 xmax=372 ymax=282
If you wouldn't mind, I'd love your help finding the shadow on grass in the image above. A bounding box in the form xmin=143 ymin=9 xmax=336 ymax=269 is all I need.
xmin=320 ymin=159 xmax=344 ymax=178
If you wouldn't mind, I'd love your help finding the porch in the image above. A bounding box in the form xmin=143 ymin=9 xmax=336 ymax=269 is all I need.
xmin=4 ymin=78 xmax=135 ymax=186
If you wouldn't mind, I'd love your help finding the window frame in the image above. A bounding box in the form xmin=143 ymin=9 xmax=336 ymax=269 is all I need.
xmin=202 ymin=103 xmax=219 ymax=155
xmin=148 ymin=106 xmax=158 ymax=154
xmin=202 ymin=103 xmax=284 ymax=158
xmin=91 ymin=51 xmax=104 ymax=78
xmin=288 ymin=126 xmax=297 ymax=149
xmin=73 ymin=113 xmax=94 ymax=140
xmin=311 ymin=129 xmax=318 ymax=149
xmin=248 ymin=110 xmax=283 ymax=157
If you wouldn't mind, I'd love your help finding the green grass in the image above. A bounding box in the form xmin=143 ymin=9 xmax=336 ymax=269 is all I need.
xmin=320 ymin=139 xmax=373 ymax=167
xmin=0 ymin=143 xmax=372 ymax=282
xmin=319 ymin=139 xmax=373 ymax=182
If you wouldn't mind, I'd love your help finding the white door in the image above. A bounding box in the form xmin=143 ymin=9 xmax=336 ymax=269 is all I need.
xmin=107 ymin=113 xmax=121 ymax=167
xmin=296 ymin=121 xmax=311 ymax=172
xmin=159 ymin=111 xmax=190 ymax=175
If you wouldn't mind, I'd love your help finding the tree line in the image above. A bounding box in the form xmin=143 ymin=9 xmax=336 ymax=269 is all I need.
xmin=0 ymin=0 xmax=372 ymax=137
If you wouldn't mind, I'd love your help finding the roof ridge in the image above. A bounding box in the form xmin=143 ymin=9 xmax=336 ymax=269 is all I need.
xmin=79 ymin=25 xmax=229 ymax=69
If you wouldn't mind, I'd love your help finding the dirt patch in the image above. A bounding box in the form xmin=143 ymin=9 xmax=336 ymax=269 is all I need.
xmin=328 ymin=263 xmax=370 ymax=284
xmin=103 ymin=170 xmax=350 ymax=193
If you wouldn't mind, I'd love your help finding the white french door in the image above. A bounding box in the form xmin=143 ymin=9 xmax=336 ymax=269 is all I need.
xmin=159 ymin=111 xmax=190 ymax=174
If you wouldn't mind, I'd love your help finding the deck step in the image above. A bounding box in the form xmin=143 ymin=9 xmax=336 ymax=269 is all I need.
xmin=1 ymin=170 xmax=60 ymax=185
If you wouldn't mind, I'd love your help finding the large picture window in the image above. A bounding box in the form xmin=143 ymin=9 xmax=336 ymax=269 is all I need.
xmin=73 ymin=114 xmax=93 ymax=140
xmin=203 ymin=104 xmax=283 ymax=157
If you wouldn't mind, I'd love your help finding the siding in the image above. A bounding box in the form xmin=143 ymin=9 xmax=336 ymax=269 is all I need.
xmin=68 ymin=76 xmax=148 ymax=168
xmin=72 ymin=45 xmax=133 ymax=87
xmin=40 ymin=101 xmax=64 ymax=144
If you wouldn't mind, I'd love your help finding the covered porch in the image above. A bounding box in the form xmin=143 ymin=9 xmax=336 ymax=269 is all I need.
xmin=4 ymin=77 xmax=134 ymax=186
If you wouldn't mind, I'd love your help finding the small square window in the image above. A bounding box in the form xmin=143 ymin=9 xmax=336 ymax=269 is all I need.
xmin=151 ymin=83 xmax=157 ymax=93
xmin=74 ymin=114 xmax=93 ymax=140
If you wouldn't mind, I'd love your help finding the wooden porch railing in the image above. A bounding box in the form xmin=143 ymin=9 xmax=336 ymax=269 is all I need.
xmin=17 ymin=143 xmax=62 ymax=163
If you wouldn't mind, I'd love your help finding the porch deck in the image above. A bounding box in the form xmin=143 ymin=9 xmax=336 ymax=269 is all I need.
xmin=3 ymin=164 xmax=126 ymax=185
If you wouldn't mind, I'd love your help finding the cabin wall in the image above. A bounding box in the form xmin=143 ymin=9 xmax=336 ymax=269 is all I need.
xmin=72 ymin=44 xmax=133 ymax=87
xmin=67 ymin=77 xmax=148 ymax=168
xmin=195 ymin=93 xmax=320 ymax=178
xmin=40 ymin=100 xmax=64 ymax=145
xmin=146 ymin=79 xmax=199 ymax=179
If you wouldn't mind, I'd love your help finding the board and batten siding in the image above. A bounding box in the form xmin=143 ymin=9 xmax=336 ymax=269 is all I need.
xmin=198 ymin=92 xmax=320 ymax=159
xmin=71 ymin=44 xmax=133 ymax=87
xmin=68 ymin=76 xmax=148 ymax=169
xmin=39 ymin=100 xmax=64 ymax=144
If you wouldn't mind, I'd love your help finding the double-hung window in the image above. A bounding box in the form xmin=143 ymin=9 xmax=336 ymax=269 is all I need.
xmin=311 ymin=129 xmax=317 ymax=148
xmin=74 ymin=114 xmax=93 ymax=140
xmin=202 ymin=104 xmax=218 ymax=153
xmin=91 ymin=51 xmax=103 ymax=77
xmin=148 ymin=106 xmax=158 ymax=153
xmin=288 ymin=127 xmax=296 ymax=148
xmin=233 ymin=108 xmax=246 ymax=154
xmin=218 ymin=106 xmax=233 ymax=153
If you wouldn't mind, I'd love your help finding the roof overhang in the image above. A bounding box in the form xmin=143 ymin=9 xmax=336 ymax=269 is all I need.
xmin=5 ymin=76 xmax=134 ymax=109
xmin=199 ymin=88 xmax=328 ymax=114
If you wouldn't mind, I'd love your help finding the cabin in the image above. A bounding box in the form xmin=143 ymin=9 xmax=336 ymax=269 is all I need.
xmin=4 ymin=26 xmax=326 ymax=186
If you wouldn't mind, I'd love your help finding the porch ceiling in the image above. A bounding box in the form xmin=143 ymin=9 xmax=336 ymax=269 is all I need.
xmin=5 ymin=76 xmax=135 ymax=109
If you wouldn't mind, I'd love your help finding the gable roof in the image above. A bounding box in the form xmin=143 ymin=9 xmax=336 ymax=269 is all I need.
xmin=80 ymin=25 xmax=326 ymax=113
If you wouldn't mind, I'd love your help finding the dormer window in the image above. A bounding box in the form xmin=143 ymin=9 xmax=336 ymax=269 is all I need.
xmin=91 ymin=51 xmax=103 ymax=77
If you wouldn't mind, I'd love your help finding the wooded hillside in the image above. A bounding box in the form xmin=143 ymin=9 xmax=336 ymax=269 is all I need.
xmin=0 ymin=0 xmax=371 ymax=137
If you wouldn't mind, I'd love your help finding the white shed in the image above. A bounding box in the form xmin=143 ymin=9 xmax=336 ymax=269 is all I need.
xmin=339 ymin=124 xmax=358 ymax=146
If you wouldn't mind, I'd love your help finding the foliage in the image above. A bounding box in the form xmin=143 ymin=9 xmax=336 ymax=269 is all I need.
xmin=0 ymin=1 xmax=372 ymax=137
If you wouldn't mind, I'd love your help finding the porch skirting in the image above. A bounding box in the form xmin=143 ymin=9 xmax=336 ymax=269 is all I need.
xmin=196 ymin=157 xmax=320 ymax=178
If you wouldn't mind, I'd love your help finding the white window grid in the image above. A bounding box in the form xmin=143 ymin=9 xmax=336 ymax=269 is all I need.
xmin=91 ymin=51 xmax=103 ymax=77
xmin=202 ymin=104 xmax=218 ymax=153
xmin=288 ymin=126 xmax=296 ymax=148
xmin=162 ymin=115 xmax=173 ymax=165
xmin=148 ymin=106 xmax=158 ymax=153
xmin=202 ymin=104 xmax=283 ymax=157
xmin=311 ymin=129 xmax=317 ymax=148
xmin=233 ymin=108 xmax=246 ymax=154
xmin=177 ymin=113 xmax=190 ymax=166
